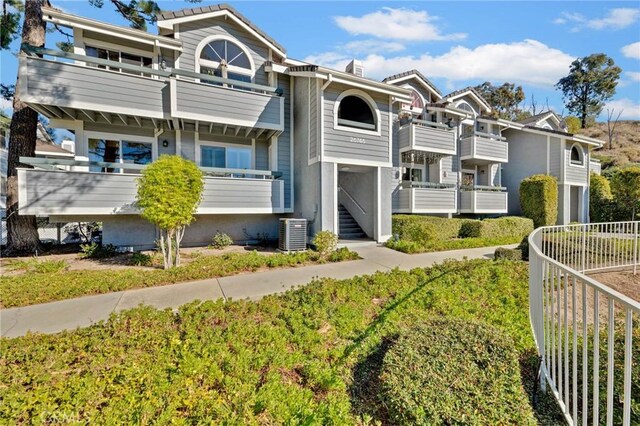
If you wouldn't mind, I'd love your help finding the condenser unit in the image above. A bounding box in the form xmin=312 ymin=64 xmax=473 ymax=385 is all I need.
xmin=278 ymin=218 xmax=307 ymax=252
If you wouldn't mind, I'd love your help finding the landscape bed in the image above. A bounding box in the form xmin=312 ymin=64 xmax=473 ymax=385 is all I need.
xmin=0 ymin=259 xmax=566 ymax=424
xmin=386 ymin=215 xmax=533 ymax=254
xmin=0 ymin=248 xmax=358 ymax=308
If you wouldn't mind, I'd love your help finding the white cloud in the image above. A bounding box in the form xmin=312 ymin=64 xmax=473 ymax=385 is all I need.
xmin=334 ymin=8 xmax=466 ymax=42
xmin=626 ymin=71 xmax=640 ymax=82
xmin=621 ymin=41 xmax=640 ymax=59
xmin=305 ymin=39 xmax=574 ymax=87
xmin=554 ymin=8 xmax=640 ymax=31
xmin=0 ymin=97 xmax=12 ymax=112
xmin=341 ymin=40 xmax=406 ymax=55
xmin=602 ymin=98 xmax=640 ymax=120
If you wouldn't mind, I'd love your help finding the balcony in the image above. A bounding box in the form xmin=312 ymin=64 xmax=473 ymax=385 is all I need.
xmin=589 ymin=158 xmax=602 ymax=175
xmin=460 ymin=132 xmax=508 ymax=164
xmin=395 ymin=181 xmax=457 ymax=214
xmin=398 ymin=119 xmax=456 ymax=156
xmin=17 ymin=158 xmax=284 ymax=216
xmin=18 ymin=48 xmax=284 ymax=136
xmin=459 ymin=186 xmax=508 ymax=214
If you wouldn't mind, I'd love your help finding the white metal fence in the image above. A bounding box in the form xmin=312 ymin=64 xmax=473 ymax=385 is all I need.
xmin=529 ymin=221 xmax=639 ymax=426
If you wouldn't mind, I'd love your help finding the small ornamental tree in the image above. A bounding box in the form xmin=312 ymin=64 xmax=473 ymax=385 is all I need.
xmin=136 ymin=155 xmax=204 ymax=269
xmin=610 ymin=166 xmax=640 ymax=220
xmin=520 ymin=175 xmax=558 ymax=228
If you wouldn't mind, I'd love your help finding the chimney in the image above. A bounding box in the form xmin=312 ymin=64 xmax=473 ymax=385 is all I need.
xmin=61 ymin=139 xmax=76 ymax=155
xmin=345 ymin=59 xmax=364 ymax=77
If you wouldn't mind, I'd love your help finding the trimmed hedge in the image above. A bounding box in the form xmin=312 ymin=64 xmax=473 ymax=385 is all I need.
xmin=460 ymin=217 xmax=533 ymax=239
xmin=380 ymin=318 xmax=536 ymax=425
xmin=494 ymin=247 xmax=524 ymax=261
xmin=520 ymin=175 xmax=558 ymax=227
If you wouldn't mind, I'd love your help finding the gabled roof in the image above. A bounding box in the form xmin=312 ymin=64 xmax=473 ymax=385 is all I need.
xmin=382 ymin=70 xmax=442 ymax=99
xmin=442 ymin=87 xmax=492 ymax=112
xmin=517 ymin=110 xmax=562 ymax=128
xmin=157 ymin=4 xmax=286 ymax=57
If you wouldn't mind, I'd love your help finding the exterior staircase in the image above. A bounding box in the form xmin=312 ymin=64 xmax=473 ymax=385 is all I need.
xmin=338 ymin=204 xmax=366 ymax=240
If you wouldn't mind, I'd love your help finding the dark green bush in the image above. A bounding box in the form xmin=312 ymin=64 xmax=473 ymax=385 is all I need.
xmin=459 ymin=220 xmax=482 ymax=238
xmin=494 ymin=247 xmax=524 ymax=261
xmin=79 ymin=243 xmax=118 ymax=259
xmin=520 ymin=175 xmax=558 ymax=227
xmin=380 ymin=318 xmax=536 ymax=425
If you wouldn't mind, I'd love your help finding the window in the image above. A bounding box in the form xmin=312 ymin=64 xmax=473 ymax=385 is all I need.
xmin=570 ymin=144 xmax=584 ymax=166
xmin=409 ymin=89 xmax=424 ymax=110
xmin=337 ymin=95 xmax=376 ymax=131
xmin=88 ymin=139 xmax=153 ymax=173
xmin=85 ymin=45 xmax=152 ymax=76
xmin=402 ymin=167 xmax=423 ymax=182
xmin=198 ymin=37 xmax=253 ymax=86
xmin=201 ymin=145 xmax=252 ymax=169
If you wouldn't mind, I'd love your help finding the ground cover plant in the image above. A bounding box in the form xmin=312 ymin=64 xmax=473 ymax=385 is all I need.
xmin=0 ymin=249 xmax=358 ymax=308
xmin=386 ymin=215 xmax=532 ymax=254
xmin=0 ymin=259 xmax=567 ymax=424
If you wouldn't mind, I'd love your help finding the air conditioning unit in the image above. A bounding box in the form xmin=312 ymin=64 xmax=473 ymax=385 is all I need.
xmin=278 ymin=218 xmax=307 ymax=252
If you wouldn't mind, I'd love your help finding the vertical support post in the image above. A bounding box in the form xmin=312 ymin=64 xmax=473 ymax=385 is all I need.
xmin=633 ymin=221 xmax=638 ymax=275
xmin=582 ymin=223 xmax=587 ymax=273
xmin=56 ymin=223 xmax=61 ymax=245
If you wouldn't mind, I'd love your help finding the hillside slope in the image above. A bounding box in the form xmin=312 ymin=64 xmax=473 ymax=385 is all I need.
xmin=579 ymin=120 xmax=640 ymax=168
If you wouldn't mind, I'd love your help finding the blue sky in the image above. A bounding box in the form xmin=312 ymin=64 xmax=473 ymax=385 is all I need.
xmin=1 ymin=0 xmax=639 ymax=122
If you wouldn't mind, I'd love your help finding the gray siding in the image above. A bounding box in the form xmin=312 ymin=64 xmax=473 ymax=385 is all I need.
xmin=18 ymin=169 xmax=284 ymax=215
xmin=413 ymin=188 xmax=456 ymax=212
xmin=501 ymin=129 xmax=548 ymax=215
xmin=440 ymin=156 xmax=459 ymax=185
xmin=549 ymin=137 xmax=562 ymax=178
xmin=564 ymin=143 xmax=588 ymax=184
xmin=255 ymin=139 xmax=269 ymax=170
xmin=461 ymin=136 xmax=508 ymax=162
xmin=177 ymin=16 xmax=270 ymax=86
xmin=309 ymin=78 xmax=318 ymax=160
xmin=476 ymin=191 xmax=507 ymax=211
xmin=22 ymin=57 xmax=165 ymax=118
xmin=323 ymin=83 xmax=390 ymax=164
xmin=398 ymin=124 xmax=456 ymax=154
xmin=277 ymin=73 xmax=292 ymax=209
xmin=173 ymin=79 xmax=282 ymax=129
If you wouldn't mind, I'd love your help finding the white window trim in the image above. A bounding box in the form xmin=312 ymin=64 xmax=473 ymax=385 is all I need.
xmin=402 ymin=85 xmax=427 ymax=113
xmin=401 ymin=162 xmax=427 ymax=182
xmin=84 ymin=131 xmax=158 ymax=173
xmin=333 ymin=89 xmax=382 ymax=137
xmin=83 ymin=37 xmax=154 ymax=59
xmin=569 ymin=142 xmax=585 ymax=168
xmin=455 ymin=100 xmax=477 ymax=119
xmin=195 ymin=139 xmax=255 ymax=169
xmin=194 ymin=34 xmax=255 ymax=82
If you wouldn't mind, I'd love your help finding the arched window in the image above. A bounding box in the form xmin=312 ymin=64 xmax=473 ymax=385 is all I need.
xmin=455 ymin=101 xmax=476 ymax=118
xmin=409 ymin=89 xmax=424 ymax=110
xmin=197 ymin=36 xmax=254 ymax=84
xmin=570 ymin=144 xmax=584 ymax=166
xmin=337 ymin=95 xmax=376 ymax=131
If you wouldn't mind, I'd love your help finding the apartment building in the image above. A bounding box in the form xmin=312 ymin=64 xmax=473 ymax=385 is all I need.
xmin=13 ymin=4 xmax=603 ymax=249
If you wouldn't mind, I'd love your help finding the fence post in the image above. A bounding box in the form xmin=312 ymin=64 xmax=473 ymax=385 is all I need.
xmin=634 ymin=221 xmax=638 ymax=276
xmin=581 ymin=224 xmax=587 ymax=273
xmin=56 ymin=223 xmax=62 ymax=245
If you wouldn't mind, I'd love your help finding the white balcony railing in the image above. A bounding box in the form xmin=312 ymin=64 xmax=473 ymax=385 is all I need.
xmin=528 ymin=222 xmax=639 ymax=426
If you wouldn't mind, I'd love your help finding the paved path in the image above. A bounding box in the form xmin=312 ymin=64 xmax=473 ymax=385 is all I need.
xmin=1 ymin=244 xmax=512 ymax=338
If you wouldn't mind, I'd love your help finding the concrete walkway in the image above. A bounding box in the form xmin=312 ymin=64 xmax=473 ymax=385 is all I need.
xmin=1 ymin=244 xmax=511 ymax=338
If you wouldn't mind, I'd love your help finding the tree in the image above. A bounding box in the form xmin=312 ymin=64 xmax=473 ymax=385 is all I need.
xmin=555 ymin=54 xmax=621 ymax=129
xmin=589 ymin=172 xmax=613 ymax=222
xmin=605 ymin=108 xmax=623 ymax=150
xmin=474 ymin=82 xmax=526 ymax=120
xmin=564 ymin=116 xmax=581 ymax=134
xmin=136 ymin=156 xmax=203 ymax=269
xmin=1 ymin=0 xmax=22 ymax=49
xmin=5 ymin=0 xmax=48 ymax=253
xmin=609 ymin=166 xmax=640 ymax=220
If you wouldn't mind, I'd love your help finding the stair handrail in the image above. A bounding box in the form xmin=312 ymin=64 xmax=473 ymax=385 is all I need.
xmin=338 ymin=186 xmax=366 ymax=215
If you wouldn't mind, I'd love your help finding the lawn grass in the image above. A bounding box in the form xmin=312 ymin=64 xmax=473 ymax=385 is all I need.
xmin=0 ymin=249 xmax=358 ymax=308
xmin=0 ymin=259 xmax=566 ymax=424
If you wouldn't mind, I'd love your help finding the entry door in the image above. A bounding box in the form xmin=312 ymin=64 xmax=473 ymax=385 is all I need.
xmin=570 ymin=186 xmax=580 ymax=223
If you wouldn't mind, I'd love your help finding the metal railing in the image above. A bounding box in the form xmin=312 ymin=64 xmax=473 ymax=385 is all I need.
xmin=401 ymin=181 xmax=456 ymax=189
xmin=338 ymin=186 xmax=366 ymax=215
xmin=528 ymin=221 xmax=639 ymax=426
xmin=459 ymin=184 xmax=507 ymax=192
xmin=20 ymin=157 xmax=282 ymax=180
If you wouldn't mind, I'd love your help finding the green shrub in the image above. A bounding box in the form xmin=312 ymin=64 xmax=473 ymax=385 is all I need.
xmin=494 ymin=247 xmax=524 ymax=261
xmin=590 ymin=173 xmax=614 ymax=222
xmin=79 ymin=243 xmax=118 ymax=259
xmin=458 ymin=220 xmax=482 ymax=238
xmin=380 ymin=318 xmax=536 ymax=425
xmin=520 ymin=175 xmax=558 ymax=227
xmin=609 ymin=166 xmax=640 ymax=220
xmin=129 ymin=252 xmax=154 ymax=267
xmin=210 ymin=232 xmax=234 ymax=249
xmin=475 ymin=216 xmax=534 ymax=239
xmin=312 ymin=230 xmax=338 ymax=258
